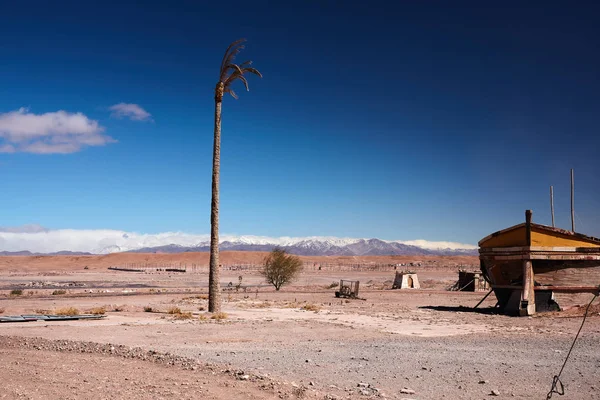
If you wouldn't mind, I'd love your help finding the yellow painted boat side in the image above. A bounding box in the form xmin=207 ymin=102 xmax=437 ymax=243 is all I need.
xmin=479 ymin=225 xmax=527 ymax=248
xmin=530 ymin=227 xmax=600 ymax=247
xmin=479 ymin=222 xmax=600 ymax=249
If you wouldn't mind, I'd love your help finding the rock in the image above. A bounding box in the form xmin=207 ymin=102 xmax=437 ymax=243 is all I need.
xmin=357 ymin=382 xmax=369 ymax=388
xmin=400 ymin=388 xmax=416 ymax=394
xmin=360 ymin=389 xmax=371 ymax=396
xmin=239 ymin=375 xmax=249 ymax=381
xmin=479 ymin=380 xmax=488 ymax=384
xmin=490 ymin=390 xmax=500 ymax=396
xmin=309 ymin=381 xmax=315 ymax=386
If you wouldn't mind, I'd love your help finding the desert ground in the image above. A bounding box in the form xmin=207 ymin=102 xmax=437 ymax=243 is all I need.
xmin=0 ymin=252 xmax=599 ymax=399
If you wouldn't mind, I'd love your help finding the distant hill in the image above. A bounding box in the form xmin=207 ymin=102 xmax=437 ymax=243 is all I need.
xmin=123 ymin=237 xmax=477 ymax=256
xmin=0 ymin=250 xmax=92 ymax=256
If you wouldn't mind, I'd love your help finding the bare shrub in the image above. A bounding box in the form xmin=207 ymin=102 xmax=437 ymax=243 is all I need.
xmin=210 ymin=312 xmax=228 ymax=320
xmin=260 ymin=248 xmax=303 ymax=291
xmin=10 ymin=289 xmax=23 ymax=296
xmin=173 ymin=311 xmax=193 ymax=320
xmin=143 ymin=306 xmax=154 ymax=312
xmin=89 ymin=307 xmax=106 ymax=315
xmin=52 ymin=289 xmax=67 ymax=295
xmin=167 ymin=307 xmax=182 ymax=315
xmin=54 ymin=307 xmax=79 ymax=316
xmin=0 ymin=307 xmax=5 ymax=314
xmin=326 ymin=281 xmax=339 ymax=289
xmin=301 ymin=303 xmax=321 ymax=312
xmin=35 ymin=309 xmax=50 ymax=314
xmin=112 ymin=305 xmax=125 ymax=312
xmin=292 ymin=385 xmax=307 ymax=398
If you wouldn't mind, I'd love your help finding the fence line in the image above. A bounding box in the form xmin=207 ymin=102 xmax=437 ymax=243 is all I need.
xmin=107 ymin=262 xmax=477 ymax=274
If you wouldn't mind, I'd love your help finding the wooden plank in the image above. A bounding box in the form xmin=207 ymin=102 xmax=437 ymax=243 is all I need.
xmin=534 ymin=263 xmax=600 ymax=287
xmin=534 ymin=286 xmax=600 ymax=294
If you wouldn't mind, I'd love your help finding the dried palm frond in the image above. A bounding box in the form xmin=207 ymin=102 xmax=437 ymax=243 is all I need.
xmin=217 ymin=39 xmax=262 ymax=99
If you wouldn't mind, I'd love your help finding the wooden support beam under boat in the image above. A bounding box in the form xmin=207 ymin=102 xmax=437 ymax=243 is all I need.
xmin=520 ymin=260 xmax=536 ymax=316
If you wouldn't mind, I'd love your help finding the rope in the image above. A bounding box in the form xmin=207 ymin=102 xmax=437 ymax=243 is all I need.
xmin=457 ymin=279 xmax=475 ymax=292
xmin=546 ymin=293 xmax=598 ymax=399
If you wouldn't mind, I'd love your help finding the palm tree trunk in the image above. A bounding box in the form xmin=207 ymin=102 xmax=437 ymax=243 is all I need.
xmin=209 ymin=83 xmax=224 ymax=313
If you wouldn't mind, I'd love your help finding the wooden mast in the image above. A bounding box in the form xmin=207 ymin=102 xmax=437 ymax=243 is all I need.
xmin=550 ymin=186 xmax=555 ymax=228
xmin=571 ymin=169 xmax=575 ymax=232
xmin=520 ymin=210 xmax=536 ymax=316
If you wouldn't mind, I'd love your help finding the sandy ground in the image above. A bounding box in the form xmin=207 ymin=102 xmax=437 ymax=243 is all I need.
xmin=1 ymin=253 xmax=599 ymax=399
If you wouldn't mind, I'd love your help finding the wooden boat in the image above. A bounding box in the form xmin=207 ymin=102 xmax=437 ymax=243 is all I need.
xmin=479 ymin=210 xmax=600 ymax=315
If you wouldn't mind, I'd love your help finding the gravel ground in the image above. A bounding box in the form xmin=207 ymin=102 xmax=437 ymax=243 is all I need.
xmin=1 ymin=268 xmax=599 ymax=399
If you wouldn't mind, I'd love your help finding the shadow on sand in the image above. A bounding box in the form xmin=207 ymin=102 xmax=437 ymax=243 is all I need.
xmin=419 ymin=305 xmax=501 ymax=315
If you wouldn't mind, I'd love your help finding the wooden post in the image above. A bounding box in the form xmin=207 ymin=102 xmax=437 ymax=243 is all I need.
xmin=571 ymin=168 xmax=575 ymax=232
xmin=550 ymin=186 xmax=555 ymax=227
xmin=525 ymin=210 xmax=532 ymax=246
xmin=520 ymin=260 xmax=536 ymax=316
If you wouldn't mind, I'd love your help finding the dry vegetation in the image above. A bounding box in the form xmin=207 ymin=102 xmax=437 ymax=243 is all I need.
xmin=301 ymin=303 xmax=321 ymax=312
xmin=210 ymin=312 xmax=228 ymax=320
xmin=53 ymin=307 xmax=79 ymax=316
xmin=88 ymin=307 xmax=106 ymax=315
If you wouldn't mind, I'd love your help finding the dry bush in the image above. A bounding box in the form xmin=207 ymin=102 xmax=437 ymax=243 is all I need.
xmin=89 ymin=307 xmax=106 ymax=315
xmin=52 ymin=289 xmax=67 ymax=295
xmin=183 ymin=294 xmax=208 ymax=300
xmin=255 ymin=301 xmax=272 ymax=308
xmin=292 ymin=385 xmax=307 ymax=398
xmin=167 ymin=307 xmax=182 ymax=315
xmin=54 ymin=307 xmax=79 ymax=316
xmin=198 ymin=306 xmax=205 ymax=311
xmin=112 ymin=305 xmax=125 ymax=312
xmin=35 ymin=309 xmax=50 ymax=314
xmin=173 ymin=311 xmax=193 ymax=320
xmin=10 ymin=289 xmax=23 ymax=296
xmin=261 ymin=249 xmax=303 ymax=291
xmin=301 ymin=303 xmax=321 ymax=312
xmin=143 ymin=306 xmax=154 ymax=312
xmin=210 ymin=312 xmax=228 ymax=320
xmin=326 ymin=281 xmax=339 ymax=289
xmin=0 ymin=307 xmax=5 ymax=314
xmin=198 ymin=314 xmax=208 ymax=321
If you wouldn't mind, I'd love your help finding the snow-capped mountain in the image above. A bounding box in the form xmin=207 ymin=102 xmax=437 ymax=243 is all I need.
xmin=125 ymin=237 xmax=477 ymax=256
xmin=0 ymin=226 xmax=478 ymax=256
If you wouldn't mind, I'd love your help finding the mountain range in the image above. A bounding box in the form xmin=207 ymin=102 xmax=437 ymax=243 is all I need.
xmin=0 ymin=227 xmax=478 ymax=256
xmin=115 ymin=238 xmax=477 ymax=256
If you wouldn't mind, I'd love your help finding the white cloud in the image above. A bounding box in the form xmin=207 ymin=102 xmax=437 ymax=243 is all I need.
xmin=0 ymin=108 xmax=116 ymax=154
xmin=109 ymin=103 xmax=152 ymax=121
xmin=0 ymin=226 xmax=477 ymax=254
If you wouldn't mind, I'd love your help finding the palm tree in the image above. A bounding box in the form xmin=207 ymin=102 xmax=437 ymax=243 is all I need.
xmin=209 ymin=39 xmax=262 ymax=312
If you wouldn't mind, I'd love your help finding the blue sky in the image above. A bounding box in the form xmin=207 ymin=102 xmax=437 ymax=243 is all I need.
xmin=1 ymin=1 xmax=599 ymax=245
